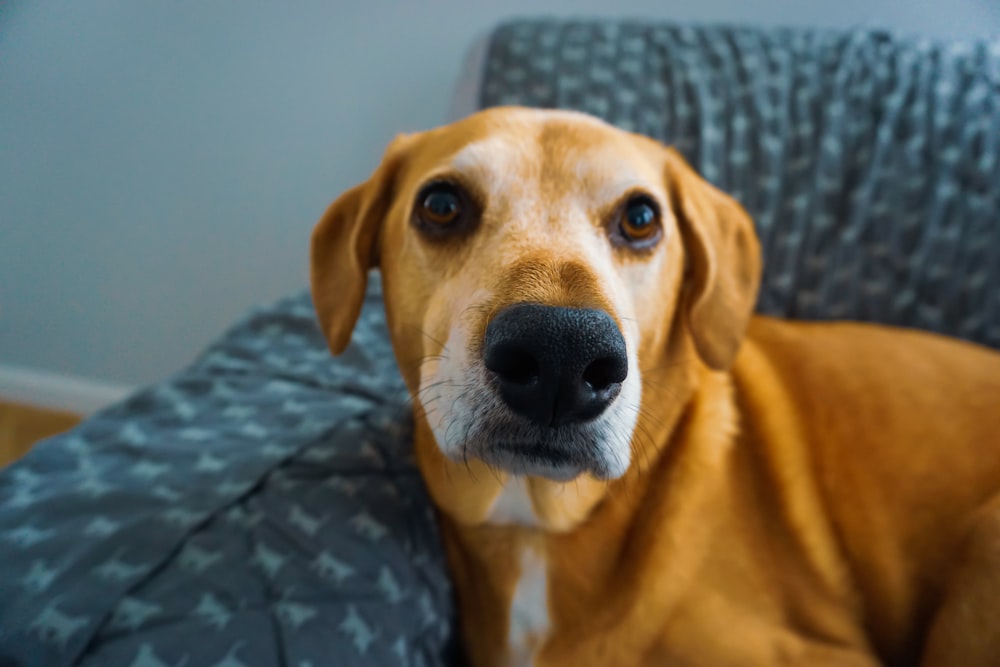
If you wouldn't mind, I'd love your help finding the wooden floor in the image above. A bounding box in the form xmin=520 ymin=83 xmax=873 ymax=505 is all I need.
xmin=0 ymin=400 xmax=81 ymax=468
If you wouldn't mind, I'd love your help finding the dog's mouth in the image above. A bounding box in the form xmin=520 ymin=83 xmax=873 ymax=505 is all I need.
xmin=458 ymin=409 xmax=630 ymax=481
xmin=479 ymin=438 xmax=589 ymax=481
xmin=423 ymin=374 xmax=637 ymax=482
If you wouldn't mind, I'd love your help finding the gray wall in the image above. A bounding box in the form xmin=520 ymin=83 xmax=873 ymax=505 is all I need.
xmin=2 ymin=0 xmax=999 ymax=388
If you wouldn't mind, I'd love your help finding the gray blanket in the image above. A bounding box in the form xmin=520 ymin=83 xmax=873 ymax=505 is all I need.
xmin=0 ymin=277 xmax=457 ymax=667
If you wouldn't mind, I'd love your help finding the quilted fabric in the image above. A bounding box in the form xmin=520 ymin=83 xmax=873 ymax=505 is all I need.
xmin=481 ymin=22 xmax=1000 ymax=348
xmin=0 ymin=275 xmax=457 ymax=667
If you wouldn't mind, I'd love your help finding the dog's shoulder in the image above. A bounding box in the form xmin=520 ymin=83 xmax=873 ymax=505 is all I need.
xmin=733 ymin=315 xmax=1000 ymax=477
xmin=743 ymin=315 xmax=1000 ymax=386
xmin=734 ymin=314 xmax=1000 ymax=507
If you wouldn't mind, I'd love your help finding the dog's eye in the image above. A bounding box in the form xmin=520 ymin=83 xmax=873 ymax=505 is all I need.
xmin=413 ymin=181 xmax=481 ymax=238
xmin=618 ymin=196 xmax=661 ymax=245
xmin=416 ymin=183 xmax=463 ymax=228
xmin=422 ymin=190 xmax=460 ymax=224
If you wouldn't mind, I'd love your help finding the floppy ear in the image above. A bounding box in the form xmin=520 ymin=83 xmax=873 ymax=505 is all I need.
xmin=310 ymin=135 xmax=411 ymax=354
xmin=664 ymin=148 xmax=762 ymax=371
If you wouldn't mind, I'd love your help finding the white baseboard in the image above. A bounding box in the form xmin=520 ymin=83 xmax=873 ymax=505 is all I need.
xmin=0 ymin=364 xmax=135 ymax=415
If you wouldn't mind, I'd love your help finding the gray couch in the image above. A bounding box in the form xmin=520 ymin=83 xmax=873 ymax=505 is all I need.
xmin=1 ymin=20 xmax=997 ymax=667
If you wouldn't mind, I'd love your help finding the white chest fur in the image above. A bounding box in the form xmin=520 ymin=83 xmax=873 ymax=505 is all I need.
xmin=506 ymin=545 xmax=549 ymax=667
xmin=488 ymin=478 xmax=538 ymax=526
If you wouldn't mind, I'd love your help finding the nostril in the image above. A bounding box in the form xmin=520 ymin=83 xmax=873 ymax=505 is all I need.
xmin=485 ymin=344 xmax=540 ymax=386
xmin=582 ymin=356 xmax=627 ymax=392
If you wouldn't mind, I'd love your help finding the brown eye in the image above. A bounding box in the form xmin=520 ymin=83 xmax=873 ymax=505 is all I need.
xmin=412 ymin=181 xmax=481 ymax=238
xmin=619 ymin=196 xmax=661 ymax=245
xmin=417 ymin=183 xmax=462 ymax=226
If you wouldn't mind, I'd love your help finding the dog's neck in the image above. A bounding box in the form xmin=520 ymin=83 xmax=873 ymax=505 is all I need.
xmin=414 ymin=362 xmax=738 ymax=664
xmin=413 ymin=417 xmax=614 ymax=530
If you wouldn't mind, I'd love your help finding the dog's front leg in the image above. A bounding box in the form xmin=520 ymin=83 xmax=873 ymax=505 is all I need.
xmin=440 ymin=519 xmax=544 ymax=667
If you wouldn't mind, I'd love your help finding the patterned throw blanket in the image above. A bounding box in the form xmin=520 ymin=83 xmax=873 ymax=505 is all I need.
xmin=0 ymin=280 xmax=457 ymax=667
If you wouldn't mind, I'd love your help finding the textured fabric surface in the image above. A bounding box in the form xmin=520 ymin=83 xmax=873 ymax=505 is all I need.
xmin=0 ymin=275 xmax=457 ymax=667
xmin=481 ymin=22 xmax=1000 ymax=348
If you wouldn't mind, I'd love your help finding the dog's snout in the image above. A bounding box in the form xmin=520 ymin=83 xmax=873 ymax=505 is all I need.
xmin=483 ymin=304 xmax=627 ymax=427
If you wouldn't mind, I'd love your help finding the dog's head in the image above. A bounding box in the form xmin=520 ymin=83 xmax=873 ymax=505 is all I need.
xmin=312 ymin=107 xmax=759 ymax=492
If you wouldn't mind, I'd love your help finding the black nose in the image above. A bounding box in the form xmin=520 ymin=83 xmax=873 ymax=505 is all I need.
xmin=483 ymin=304 xmax=628 ymax=427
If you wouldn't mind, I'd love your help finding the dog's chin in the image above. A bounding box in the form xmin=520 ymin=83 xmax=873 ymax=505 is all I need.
xmin=476 ymin=445 xmax=586 ymax=482
xmin=449 ymin=417 xmax=630 ymax=482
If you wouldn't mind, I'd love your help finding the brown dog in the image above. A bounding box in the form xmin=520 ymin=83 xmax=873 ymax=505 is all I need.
xmin=311 ymin=107 xmax=1000 ymax=666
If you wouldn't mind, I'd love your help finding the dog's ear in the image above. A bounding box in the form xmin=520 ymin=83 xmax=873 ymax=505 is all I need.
xmin=310 ymin=135 xmax=411 ymax=354
xmin=664 ymin=148 xmax=762 ymax=371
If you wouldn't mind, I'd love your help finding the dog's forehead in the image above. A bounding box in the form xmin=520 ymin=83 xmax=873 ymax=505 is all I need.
xmin=431 ymin=110 xmax=663 ymax=202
